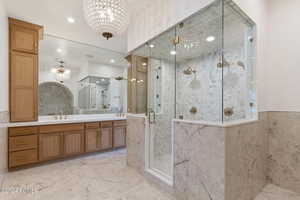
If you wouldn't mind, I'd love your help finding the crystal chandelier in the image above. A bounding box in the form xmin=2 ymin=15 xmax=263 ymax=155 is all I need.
xmin=83 ymin=0 xmax=129 ymax=40
xmin=51 ymin=61 xmax=71 ymax=83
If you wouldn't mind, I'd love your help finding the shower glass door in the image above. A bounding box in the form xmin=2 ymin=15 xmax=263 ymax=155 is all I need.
xmin=146 ymin=28 xmax=177 ymax=183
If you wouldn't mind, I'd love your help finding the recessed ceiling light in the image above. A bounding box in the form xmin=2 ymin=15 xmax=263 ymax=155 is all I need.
xmin=56 ymin=48 xmax=62 ymax=53
xmin=170 ymin=50 xmax=177 ymax=55
xmin=67 ymin=17 xmax=75 ymax=23
xmin=110 ymin=59 xmax=115 ymax=63
xmin=142 ymin=62 xmax=147 ymax=66
xmin=206 ymin=36 xmax=215 ymax=42
xmin=149 ymin=44 xmax=155 ymax=48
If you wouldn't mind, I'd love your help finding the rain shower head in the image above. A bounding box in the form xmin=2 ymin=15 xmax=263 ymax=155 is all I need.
xmin=114 ymin=76 xmax=127 ymax=81
xmin=183 ymin=67 xmax=196 ymax=75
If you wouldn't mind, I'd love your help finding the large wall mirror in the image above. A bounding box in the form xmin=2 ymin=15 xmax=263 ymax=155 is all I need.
xmin=39 ymin=35 xmax=128 ymax=116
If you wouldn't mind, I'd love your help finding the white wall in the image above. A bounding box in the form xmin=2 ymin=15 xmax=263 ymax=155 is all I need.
xmin=0 ymin=0 xmax=8 ymax=112
xmin=127 ymin=0 xmax=268 ymax=111
xmin=127 ymin=0 xmax=213 ymax=52
xmin=264 ymin=0 xmax=300 ymax=111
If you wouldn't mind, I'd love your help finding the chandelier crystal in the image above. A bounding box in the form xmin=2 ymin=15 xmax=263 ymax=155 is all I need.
xmin=83 ymin=0 xmax=129 ymax=39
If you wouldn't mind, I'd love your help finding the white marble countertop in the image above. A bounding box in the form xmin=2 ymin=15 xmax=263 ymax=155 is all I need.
xmin=173 ymin=118 xmax=259 ymax=127
xmin=4 ymin=114 xmax=126 ymax=127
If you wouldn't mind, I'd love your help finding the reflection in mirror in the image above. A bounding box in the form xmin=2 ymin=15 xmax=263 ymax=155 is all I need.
xmin=39 ymin=35 xmax=128 ymax=116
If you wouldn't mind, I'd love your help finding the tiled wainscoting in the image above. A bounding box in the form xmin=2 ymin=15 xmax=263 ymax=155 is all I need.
xmin=126 ymin=115 xmax=146 ymax=173
xmin=127 ymin=112 xmax=300 ymax=200
xmin=174 ymin=116 xmax=268 ymax=200
xmin=0 ymin=111 xmax=8 ymax=174
xmin=267 ymin=112 xmax=300 ymax=193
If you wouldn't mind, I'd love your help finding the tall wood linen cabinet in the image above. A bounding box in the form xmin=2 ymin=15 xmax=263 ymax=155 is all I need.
xmin=9 ymin=18 xmax=43 ymax=122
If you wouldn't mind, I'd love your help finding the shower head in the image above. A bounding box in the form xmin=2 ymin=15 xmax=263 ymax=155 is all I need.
xmin=183 ymin=67 xmax=196 ymax=75
xmin=114 ymin=76 xmax=127 ymax=81
xmin=237 ymin=61 xmax=245 ymax=69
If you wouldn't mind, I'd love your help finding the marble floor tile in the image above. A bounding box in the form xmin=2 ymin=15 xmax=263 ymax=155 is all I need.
xmin=0 ymin=149 xmax=175 ymax=200
xmin=255 ymin=184 xmax=300 ymax=200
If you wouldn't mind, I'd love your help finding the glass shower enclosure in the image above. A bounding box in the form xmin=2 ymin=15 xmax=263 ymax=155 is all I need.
xmin=130 ymin=0 xmax=256 ymax=184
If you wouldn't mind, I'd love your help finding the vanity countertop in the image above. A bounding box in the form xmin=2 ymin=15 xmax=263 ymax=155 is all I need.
xmin=5 ymin=114 xmax=127 ymax=127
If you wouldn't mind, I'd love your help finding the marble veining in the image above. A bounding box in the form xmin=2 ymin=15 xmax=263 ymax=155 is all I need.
xmin=254 ymin=184 xmax=300 ymax=200
xmin=173 ymin=113 xmax=268 ymax=200
xmin=225 ymin=113 xmax=268 ymax=200
xmin=0 ymin=126 xmax=7 ymax=174
xmin=174 ymin=121 xmax=225 ymax=200
xmin=0 ymin=111 xmax=9 ymax=123
xmin=0 ymin=149 xmax=175 ymax=200
xmin=126 ymin=115 xmax=146 ymax=173
xmin=267 ymin=112 xmax=300 ymax=193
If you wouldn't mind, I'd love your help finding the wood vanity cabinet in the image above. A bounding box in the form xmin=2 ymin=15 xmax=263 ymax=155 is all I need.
xmin=85 ymin=123 xmax=101 ymax=152
xmin=39 ymin=132 xmax=63 ymax=161
xmin=9 ymin=18 xmax=43 ymax=122
xmin=113 ymin=121 xmax=127 ymax=148
xmin=8 ymin=127 xmax=38 ymax=168
xmin=39 ymin=124 xmax=84 ymax=161
xmin=101 ymin=127 xmax=113 ymax=150
xmin=85 ymin=122 xmax=113 ymax=152
xmin=63 ymin=131 xmax=84 ymax=156
xmin=8 ymin=120 xmax=126 ymax=169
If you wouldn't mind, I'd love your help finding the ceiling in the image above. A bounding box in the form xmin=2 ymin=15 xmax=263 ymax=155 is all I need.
xmin=3 ymin=0 xmax=143 ymax=53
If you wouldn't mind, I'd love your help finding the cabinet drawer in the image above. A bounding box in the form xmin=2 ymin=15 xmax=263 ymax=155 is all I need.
xmin=9 ymin=135 xmax=37 ymax=152
xmin=40 ymin=123 xmax=84 ymax=133
xmin=113 ymin=120 xmax=127 ymax=127
xmin=85 ymin=122 xmax=100 ymax=129
xmin=9 ymin=149 xmax=38 ymax=168
xmin=101 ymin=121 xmax=113 ymax=128
xmin=9 ymin=127 xmax=38 ymax=137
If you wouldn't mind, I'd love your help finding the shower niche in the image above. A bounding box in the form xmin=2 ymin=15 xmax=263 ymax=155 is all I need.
xmin=130 ymin=0 xmax=257 ymax=184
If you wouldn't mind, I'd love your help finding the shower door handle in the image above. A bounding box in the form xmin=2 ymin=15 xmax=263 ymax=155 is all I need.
xmin=148 ymin=109 xmax=156 ymax=124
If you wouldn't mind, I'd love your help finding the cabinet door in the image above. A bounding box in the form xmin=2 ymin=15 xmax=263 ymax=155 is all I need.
xmin=39 ymin=133 xmax=62 ymax=161
xmin=10 ymin=25 xmax=38 ymax=54
xmin=63 ymin=131 xmax=84 ymax=156
xmin=113 ymin=126 xmax=126 ymax=148
xmin=10 ymin=51 xmax=37 ymax=122
xmin=85 ymin=129 xmax=101 ymax=152
xmin=101 ymin=127 xmax=113 ymax=150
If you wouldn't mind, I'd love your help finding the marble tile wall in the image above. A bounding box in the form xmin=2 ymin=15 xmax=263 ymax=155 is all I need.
xmin=173 ymin=121 xmax=225 ymax=200
xmin=267 ymin=112 xmax=300 ymax=193
xmin=39 ymin=82 xmax=74 ymax=115
xmin=225 ymin=113 xmax=269 ymax=200
xmin=173 ymin=113 xmax=269 ymax=200
xmin=126 ymin=115 xmax=146 ymax=173
xmin=0 ymin=126 xmax=7 ymax=174
xmin=0 ymin=111 xmax=8 ymax=174
xmin=0 ymin=111 xmax=9 ymax=123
